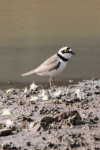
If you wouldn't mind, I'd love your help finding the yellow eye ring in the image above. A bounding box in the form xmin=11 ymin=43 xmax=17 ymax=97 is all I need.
xmin=64 ymin=49 xmax=68 ymax=52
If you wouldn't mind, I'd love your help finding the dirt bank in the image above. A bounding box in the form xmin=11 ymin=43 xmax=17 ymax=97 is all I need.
xmin=0 ymin=79 xmax=100 ymax=150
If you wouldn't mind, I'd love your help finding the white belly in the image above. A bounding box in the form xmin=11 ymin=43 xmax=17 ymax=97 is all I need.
xmin=37 ymin=61 xmax=67 ymax=77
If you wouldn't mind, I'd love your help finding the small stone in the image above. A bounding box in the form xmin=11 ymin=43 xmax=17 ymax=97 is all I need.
xmin=47 ymin=130 xmax=51 ymax=134
xmin=87 ymin=92 xmax=92 ymax=96
xmin=42 ymin=137 xmax=46 ymax=140
xmin=3 ymin=142 xmax=18 ymax=149
xmin=93 ymin=134 xmax=100 ymax=141
xmin=34 ymin=105 xmax=38 ymax=109
xmin=26 ymin=141 xmax=31 ymax=146
xmin=95 ymin=85 xmax=100 ymax=89
xmin=94 ymin=116 xmax=99 ymax=121
xmin=94 ymin=91 xmax=100 ymax=95
xmin=47 ymin=142 xmax=54 ymax=148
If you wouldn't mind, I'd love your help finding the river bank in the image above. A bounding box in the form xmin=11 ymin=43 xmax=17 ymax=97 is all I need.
xmin=0 ymin=79 xmax=100 ymax=150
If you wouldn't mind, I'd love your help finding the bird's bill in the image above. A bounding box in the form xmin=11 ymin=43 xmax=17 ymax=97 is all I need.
xmin=71 ymin=51 xmax=76 ymax=55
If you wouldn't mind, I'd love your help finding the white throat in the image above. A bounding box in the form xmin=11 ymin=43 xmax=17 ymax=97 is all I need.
xmin=57 ymin=52 xmax=72 ymax=63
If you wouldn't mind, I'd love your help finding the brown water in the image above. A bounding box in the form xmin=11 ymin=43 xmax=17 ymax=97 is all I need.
xmin=0 ymin=0 xmax=100 ymax=88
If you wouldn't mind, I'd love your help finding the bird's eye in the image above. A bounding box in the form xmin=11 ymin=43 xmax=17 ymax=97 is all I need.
xmin=64 ymin=49 xmax=68 ymax=53
xmin=61 ymin=48 xmax=69 ymax=54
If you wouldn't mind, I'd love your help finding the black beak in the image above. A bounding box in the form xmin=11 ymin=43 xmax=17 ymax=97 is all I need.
xmin=71 ymin=51 xmax=76 ymax=55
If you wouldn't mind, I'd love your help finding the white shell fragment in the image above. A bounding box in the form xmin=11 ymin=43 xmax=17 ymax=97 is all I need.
xmin=6 ymin=89 xmax=12 ymax=93
xmin=30 ymin=122 xmax=35 ymax=128
xmin=2 ymin=109 xmax=12 ymax=115
xmin=6 ymin=120 xmax=14 ymax=128
xmin=30 ymin=82 xmax=38 ymax=90
xmin=30 ymin=96 xmax=40 ymax=101
xmin=24 ymin=87 xmax=28 ymax=93
xmin=51 ymin=88 xmax=62 ymax=98
xmin=76 ymin=88 xmax=82 ymax=99
xmin=39 ymin=89 xmax=49 ymax=101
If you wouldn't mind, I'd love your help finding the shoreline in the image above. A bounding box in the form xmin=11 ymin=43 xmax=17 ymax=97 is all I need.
xmin=0 ymin=78 xmax=98 ymax=90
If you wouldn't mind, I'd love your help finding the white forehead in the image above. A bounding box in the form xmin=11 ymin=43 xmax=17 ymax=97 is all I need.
xmin=69 ymin=48 xmax=72 ymax=52
xmin=59 ymin=47 xmax=72 ymax=51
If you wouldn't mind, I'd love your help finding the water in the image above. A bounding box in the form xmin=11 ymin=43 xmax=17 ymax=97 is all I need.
xmin=0 ymin=0 xmax=100 ymax=88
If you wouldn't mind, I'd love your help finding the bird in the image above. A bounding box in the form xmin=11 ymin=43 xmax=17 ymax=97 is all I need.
xmin=22 ymin=47 xmax=75 ymax=87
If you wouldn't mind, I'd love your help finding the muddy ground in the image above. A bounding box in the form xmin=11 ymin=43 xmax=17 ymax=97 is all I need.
xmin=0 ymin=79 xmax=100 ymax=150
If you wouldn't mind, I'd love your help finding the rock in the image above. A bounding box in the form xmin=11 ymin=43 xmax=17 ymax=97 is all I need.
xmin=26 ymin=141 xmax=31 ymax=146
xmin=93 ymin=134 xmax=100 ymax=141
xmin=94 ymin=91 xmax=100 ymax=95
xmin=41 ymin=116 xmax=54 ymax=124
xmin=42 ymin=137 xmax=46 ymax=140
xmin=22 ymin=115 xmax=33 ymax=122
xmin=47 ymin=142 xmax=54 ymax=148
xmin=30 ymin=123 xmax=41 ymax=132
xmin=30 ymin=122 xmax=47 ymax=132
xmin=87 ymin=92 xmax=92 ymax=96
xmin=34 ymin=110 xmax=82 ymax=129
xmin=2 ymin=142 xmax=19 ymax=149
xmin=95 ymin=85 xmax=100 ymax=89
xmin=54 ymin=110 xmax=82 ymax=123
xmin=0 ymin=128 xmax=12 ymax=136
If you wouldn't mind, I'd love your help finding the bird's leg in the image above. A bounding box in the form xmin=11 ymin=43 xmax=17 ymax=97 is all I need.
xmin=52 ymin=77 xmax=55 ymax=87
xmin=49 ymin=77 xmax=52 ymax=88
xmin=49 ymin=77 xmax=55 ymax=91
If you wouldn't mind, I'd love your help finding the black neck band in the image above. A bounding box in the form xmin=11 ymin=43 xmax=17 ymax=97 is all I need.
xmin=57 ymin=53 xmax=69 ymax=62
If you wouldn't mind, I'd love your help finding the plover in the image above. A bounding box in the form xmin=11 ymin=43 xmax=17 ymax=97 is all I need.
xmin=22 ymin=47 xmax=75 ymax=87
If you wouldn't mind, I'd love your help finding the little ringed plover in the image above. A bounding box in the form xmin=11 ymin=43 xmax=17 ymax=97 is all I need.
xmin=22 ymin=47 xmax=75 ymax=87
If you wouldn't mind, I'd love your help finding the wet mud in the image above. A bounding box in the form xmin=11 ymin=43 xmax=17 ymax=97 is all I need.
xmin=0 ymin=79 xmax=100 ymax=150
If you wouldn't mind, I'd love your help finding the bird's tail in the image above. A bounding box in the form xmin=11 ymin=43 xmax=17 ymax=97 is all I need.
xmin=22 ymin=70 xmax=35 ymax=76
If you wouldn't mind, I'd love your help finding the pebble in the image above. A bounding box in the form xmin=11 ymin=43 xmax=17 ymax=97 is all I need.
xmin=0 ymin=128 xmax=12 ymax=136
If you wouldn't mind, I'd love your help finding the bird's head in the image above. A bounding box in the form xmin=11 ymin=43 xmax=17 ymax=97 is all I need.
xmin=58 ymin=47 xmax=75 ymax=60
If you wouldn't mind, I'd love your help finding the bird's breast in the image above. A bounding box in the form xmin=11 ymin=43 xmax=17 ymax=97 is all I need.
xmin=58 ymin=61 xmax=67 ymax=72
xmin=51 ymin=61 xmax=67 ymax=76
xmin=37 ymin=61 xmax=67 ymax=77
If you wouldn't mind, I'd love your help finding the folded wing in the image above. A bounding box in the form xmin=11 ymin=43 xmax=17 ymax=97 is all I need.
xmin=22 ymin=53 xmax=58 ymax=76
